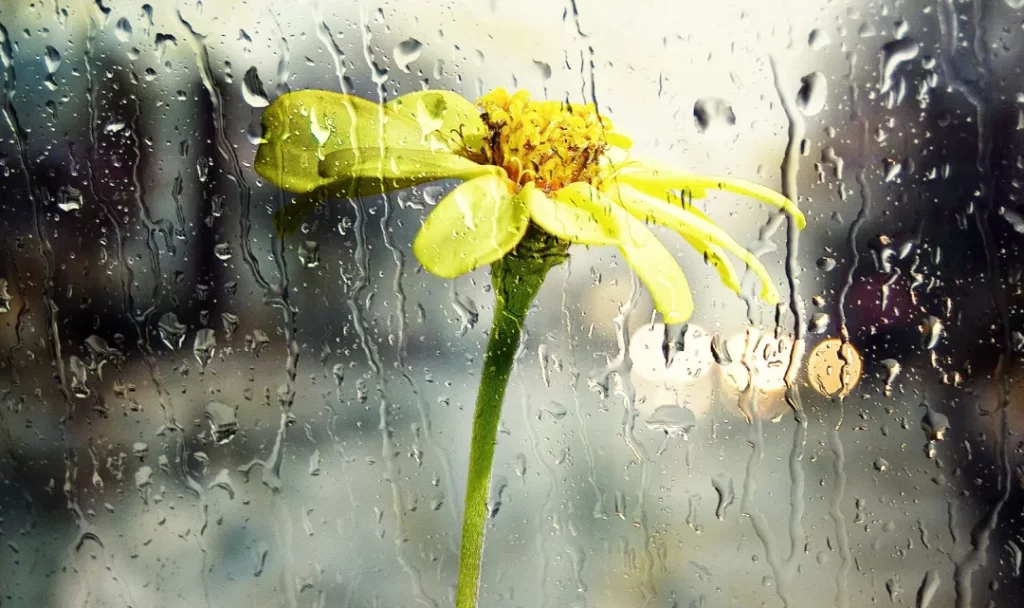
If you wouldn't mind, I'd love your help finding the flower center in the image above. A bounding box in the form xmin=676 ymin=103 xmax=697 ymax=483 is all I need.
xmin=475 ymin=89 xmax=610 ymax=191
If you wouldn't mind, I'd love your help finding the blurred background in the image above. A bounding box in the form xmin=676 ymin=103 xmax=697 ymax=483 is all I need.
xmin=2 ymin=0 xmax=1024 ymax=606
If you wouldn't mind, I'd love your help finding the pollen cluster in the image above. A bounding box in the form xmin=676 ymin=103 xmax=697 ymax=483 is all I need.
xmin=475 ymin=89 xmax=611 ymax=191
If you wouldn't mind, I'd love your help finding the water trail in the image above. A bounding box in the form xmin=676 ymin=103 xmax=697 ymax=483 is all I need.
xmin=560 ymin=261 xmax=604 ymax=518
xmin=594 ymin=276 xmax=656 ymax=602
xmin=934 ymin=2 xmax=1013 ymax=605
xmin=518 ymin=364 xmax=556 ymax=607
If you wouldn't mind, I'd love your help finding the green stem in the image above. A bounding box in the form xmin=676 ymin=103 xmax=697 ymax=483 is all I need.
xmin=455 ymin=228 xmax=567 ymax=608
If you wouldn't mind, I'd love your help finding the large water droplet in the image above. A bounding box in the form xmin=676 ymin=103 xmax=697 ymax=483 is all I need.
xmin=193 ymin=328 xmax=217 ymax=370
xmin=920 ymin=403 xmax=949 ymax=442
xmin=69 ymin=355 xmax=90 ymax=399
xmin=394 ymin=38 xmax=423 ymax=73
xmin=115 ymin=17 xmax=133 ymax=43
xmin=0 ymin=278 xmax=11 ymax=313
xmin=241 ymin=66 xmax=269 ymax=108
xmin=879 ymin=37 xmax=920 ymax=94
xmin=646 ymin=404 xmax=697 ymax=438
xmin=57 ymin=185 xmax=83 ymax=212
xmin=808 ymin=28 xmax=831 ymax=50
xmin=693 ymin=97 xmax=736 ymax=138
xmin=157 ymin=312 xmax=186 ymax=349
xmin=205 ymin=401 xmax=239 ymax=444
xmin=43 ymin=45 xmax=61 ymax=74
xmin=298 ymin=240 xmax=320 ymax=268
xmin=796 ymin=71 xmax=827 ymax=116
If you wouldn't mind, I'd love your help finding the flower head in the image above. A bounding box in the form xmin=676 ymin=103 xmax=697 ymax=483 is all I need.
xmin=255 ymin=88 xmax=805 ymax=324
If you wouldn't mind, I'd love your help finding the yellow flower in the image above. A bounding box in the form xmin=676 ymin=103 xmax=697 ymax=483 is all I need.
xmin=254 ymin=88 xmax=805 ymax=324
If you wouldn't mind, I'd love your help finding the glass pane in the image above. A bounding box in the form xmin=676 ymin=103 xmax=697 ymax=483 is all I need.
xmin=1 ymin=1 xmax=1022 ymax=607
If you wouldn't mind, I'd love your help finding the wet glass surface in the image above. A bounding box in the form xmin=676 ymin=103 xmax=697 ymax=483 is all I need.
xmin=2 ymin=1 xmax=1024 ymax=606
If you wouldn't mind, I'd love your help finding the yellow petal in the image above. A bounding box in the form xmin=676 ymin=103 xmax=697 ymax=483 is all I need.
xmin=255 ymin=90 xmax=428 ymax=194
xmin=604 ymin=131 xmax=633 ymax=150
xmin=618 ymin=214 xmax=694 ymax=324
xmin=526 ymin=182 xmax=624 ymax=246
xmin=385 ymin=90 xmax=488 ymax=157
xmin=610 ymin=183 xmax=781 ymax=305
xmin=318 ymin=147 xmax=501 ymax=198
xmin=615 ymin=165 xmax=806 ymax=229
xmin=412 ymin=175 xmax=528 ymax=278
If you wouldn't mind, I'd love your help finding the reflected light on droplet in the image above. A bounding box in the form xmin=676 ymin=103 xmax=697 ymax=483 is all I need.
xmin=806 ymin=338 xmax=863 ymax=398
xmin=721 ymin=328 xmax=795 ymax=393
xmin=628 ymin=323 xmax=713 ymax=383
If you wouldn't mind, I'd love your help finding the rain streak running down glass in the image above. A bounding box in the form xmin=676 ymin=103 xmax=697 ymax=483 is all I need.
xmin=2 ymin=1 xmax=1024 ymax=608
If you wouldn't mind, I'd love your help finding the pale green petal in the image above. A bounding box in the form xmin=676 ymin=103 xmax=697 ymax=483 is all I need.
xmin=618 ymin=214 xmax=694 ymax=324
xmin=526 ymin=182 xmax=624 ymax=245
xmin=614 ymin=164 xmax=806 ymax=229
xmin=385 ymin=90 xmax=488 ymax=157
xmin=255 ymin=90 xmax=428 ymax=194
xmin=318 ymin=147 xmax=501 ymax=198
xmin=412 ymin=175 xmax=528 ymax=278
xmin=610 ymin=183 xmax=781 ymax=305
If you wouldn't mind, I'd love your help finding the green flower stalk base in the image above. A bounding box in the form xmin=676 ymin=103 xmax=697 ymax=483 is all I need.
xmin=456 ymin=227 xmax=569 ymax=608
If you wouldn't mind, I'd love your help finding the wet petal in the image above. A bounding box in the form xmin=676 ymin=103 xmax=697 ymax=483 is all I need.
xmin=618 ymin=214 xmax=694 ymax=324
xmin=318 ymin=147 xmax=500 ymax=198
xmin=412 ymin=175 xmax=528 ymax=278
xmin=527 ymin=182 xmax=624 ymax=246
xmin=615 ymin=164 xmax=806 ymax=229
xmin=609 ymin=183 xmax=781 ymax=305
xmin=385 ymin=90 xmax=488 ymax=156
xmin=255 ymin=90 xmax=428 ymax=194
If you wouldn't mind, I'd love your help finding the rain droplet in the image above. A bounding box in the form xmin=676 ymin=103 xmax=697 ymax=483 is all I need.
xmin=132 ymin=442 xmax=149 ymax=460
xmin=241 ymin=66 xmax=269 ymax=108
xmin=796 ymin=71 xmax=827 ymax=116
xmin=879 ymin=37 xmax=920 ymax=94
xmin=809 ymin=312 xmax=830 ymax=334
xmin=193 ymin=328 xmax=217 ymax=370
xmin=816 ymin=256 xmax=837 ymax=271
xmin=248 ymin=329 xmax=270 ymax=356
xmin=135 ymin=466 xmax=153 ymax=490
xmin=221 ymin=312 xmax=239 ymax=340
xmin=0 ymin=278 xmax=11 ymax=313
xmin=56 ymin=185 xmax=83 ymax=212
xmin=43 ymin=45 xmax=61 ymax=74
xmin=488 ymin=475 xmax=509 ymax=518
xmin=919 ymin=315 xmax=943 ymax=350
xmin=880 ymin=358 xmax=901 ymax=396
xmin=154 ymin=33 xmax=178 ymax=61
xmin=298 ymin=240 xmax=320 ymax=268
xmin=205 ymin=401 xmax=238 ymax=444
xmin=157 ymin=312 xmax=186 ymax=350
xmin=646 ymin=405 xmax=697 ymax=438
xmin=711 ymin=475 xmax=735 ymax=520
xmin=873 ymin=458 xmax=890 ymax=472
xmin=915 ymin=570 xmax=940 ymax=608
xmin=309 ymin=450 xmax=322 ymax=476
xmin=69 ymin=355 xmax=90 ymax=399
xmin=394 ymin=38 xmax=423 ymax=73
xmin=920 ymin=403 xmax=949 ymax=442
xmin=532 ymin=60 xmax=552 ymax=81
xmin=115 ymin=17 xmax=132 ymax=43
xmin=1002 ymin=208 xmax=1024 ymax=233
xmin=214 ymin=242 xmax=233 ymax=261
xmin=808 ymin=28 xmax=831 ymax=50
xmin=693 ymin=97 xmax=736 ymax=138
